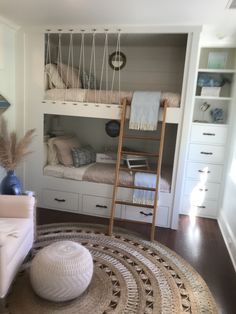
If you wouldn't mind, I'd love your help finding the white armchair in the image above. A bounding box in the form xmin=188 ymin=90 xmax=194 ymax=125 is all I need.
xmin=0 ymin=195 xmax=35 ymax=300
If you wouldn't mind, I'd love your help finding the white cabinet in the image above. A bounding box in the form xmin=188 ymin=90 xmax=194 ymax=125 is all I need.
xmin=181 ymin=123 xmax=227 ymax=218
xmin=42 ymin=189 xmax=80 ymax=212
xmin=122 ymin=205 xmax=169 ymax=227
xmin=180 ymin=46 xmax=236 ymax=219
xmin=82 ymin=194 xmax=122 ymax=218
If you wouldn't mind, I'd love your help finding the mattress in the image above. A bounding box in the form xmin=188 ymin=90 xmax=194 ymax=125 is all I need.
xmin=45 ymin=88 xmax=180 ymax=108
xmin=43 ymin=162 xmax=172 ymax=193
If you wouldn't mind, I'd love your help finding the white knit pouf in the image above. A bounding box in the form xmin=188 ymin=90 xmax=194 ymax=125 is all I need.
xmin=30 ymin=240 xmax=93 ymax=302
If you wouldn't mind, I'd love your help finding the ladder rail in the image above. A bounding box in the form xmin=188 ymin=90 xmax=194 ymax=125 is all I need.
xmin=109 ymin=98 xmax=168 ymax=241
xmin=150 ymin=100 xmax=168 ymax=240
xmin=108 ymin=98 xmax=128 ymax=235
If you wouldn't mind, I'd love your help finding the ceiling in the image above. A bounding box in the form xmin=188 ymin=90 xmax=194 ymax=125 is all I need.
xmin=0 ymin=0 xmax=236 ymax=44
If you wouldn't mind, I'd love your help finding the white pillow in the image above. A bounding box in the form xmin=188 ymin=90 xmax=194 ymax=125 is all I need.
xmin=57 ymin=63 xmax=81 ymax=88
xmin=45 ymin=63 xmax=66 ymax=89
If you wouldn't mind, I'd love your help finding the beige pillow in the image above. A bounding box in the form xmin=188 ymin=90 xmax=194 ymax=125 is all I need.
xmin=47 ymin=138 xmax=60 ymax=166
xmin=53 ymin=136 xmax=80 ymax=166
xmin=45 ymin=63 xmax=66 ymax=89
xmin=57 ymin=63 xmax=81 ymax=88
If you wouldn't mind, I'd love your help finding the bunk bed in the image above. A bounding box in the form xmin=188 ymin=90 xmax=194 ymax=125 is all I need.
xmin=24 ymin=30 xmax=189 ymax=229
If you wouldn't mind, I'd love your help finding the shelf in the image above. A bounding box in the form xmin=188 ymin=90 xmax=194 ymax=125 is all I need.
xmin=198 ymin=68 xmax=236 ymax=74
xmin=195 ymin=96 xmax=231 ymax=101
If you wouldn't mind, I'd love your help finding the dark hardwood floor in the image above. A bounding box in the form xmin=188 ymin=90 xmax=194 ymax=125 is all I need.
xmin=37 ymin=208 xmax=236 ymax=314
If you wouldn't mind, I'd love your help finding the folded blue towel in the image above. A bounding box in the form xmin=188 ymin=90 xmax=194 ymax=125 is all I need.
xmin=129 ymin=91 xmax=161 ymax=131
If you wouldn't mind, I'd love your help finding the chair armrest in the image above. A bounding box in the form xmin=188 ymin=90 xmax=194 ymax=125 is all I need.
xmin=0 ymin=196 xmax=35 ymax=219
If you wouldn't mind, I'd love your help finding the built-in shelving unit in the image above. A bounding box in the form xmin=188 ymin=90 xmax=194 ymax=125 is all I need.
xmin=180 ymin=47 xmax=236 ymax=219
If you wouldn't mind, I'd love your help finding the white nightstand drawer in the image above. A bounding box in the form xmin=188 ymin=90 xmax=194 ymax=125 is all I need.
xmin=122 ymin=205 xmax=169 ymax=227
xmin=184 ymin=179 xmax=220 ymax=200
xmin=82 ymin=194 xmax=121 ymax=218
xmin=188 ymin=144 xmax=225 ymax=164
xmin=181 ymin=198 xmax=218 ymax=218
xmin=186 ymin=162 xmax=223 ymax=183
xmin=191 ymin=124 xmax=227 ymax=145
xmin=42 ymin=189 xmax=79 ymax=211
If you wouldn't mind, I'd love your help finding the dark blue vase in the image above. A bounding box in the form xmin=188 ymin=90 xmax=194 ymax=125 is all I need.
xmin=1 ymin=170 xmax=22 ymax=195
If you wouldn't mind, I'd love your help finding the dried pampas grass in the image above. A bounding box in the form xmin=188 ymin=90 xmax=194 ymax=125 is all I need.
xmin=0 ymin=117 xmax=35 ymax=171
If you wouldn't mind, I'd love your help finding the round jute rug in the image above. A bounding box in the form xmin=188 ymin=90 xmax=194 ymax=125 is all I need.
xmin=7 ymin=223 xmax=218 ymax=314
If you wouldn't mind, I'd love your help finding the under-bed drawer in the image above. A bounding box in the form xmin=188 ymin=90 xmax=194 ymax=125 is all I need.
xmin=122 ymin=205 xmax=169 ymax=227
xmin=82 ymin=194 xmax=122 ymax=218
xmin=181 ymin=198 xmax=218 ymax=218
xmin=42 ymin=189 xmax=79 ymax=212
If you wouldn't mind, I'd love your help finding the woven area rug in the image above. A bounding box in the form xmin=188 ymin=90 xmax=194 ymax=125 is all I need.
xmin=6 ymin=223 xmax=218 ymax=314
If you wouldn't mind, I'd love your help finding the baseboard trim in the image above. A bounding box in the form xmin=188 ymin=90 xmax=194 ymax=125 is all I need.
xmin=218 ymin=211 xmax=236 ymax=272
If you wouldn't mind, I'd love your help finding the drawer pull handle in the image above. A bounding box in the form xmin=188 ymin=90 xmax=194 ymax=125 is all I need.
xmin=96 ymin=204 xmax=107 ymax=209
xmin=197 ymin=205 xmax=206 ymax=209
xmin=140 ymin=211 xmax=153 ymax=216
xmin=198 ymin=170 xmax=210 ymax=173
xmin=200 ymin=152 xmax=213 ymax=155
xmin=199 ymin=188 xmax=208 ymax=191
xmin=202 ymin=132 xmax=215 ymax=136
xmin=54 ymin=198 xmax=66 ymax=202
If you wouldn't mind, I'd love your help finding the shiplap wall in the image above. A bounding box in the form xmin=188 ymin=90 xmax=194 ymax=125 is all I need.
xmin=48 ymin=35 xmax=186 ymax=94
xmin=45 ymin=114 xmax=177 ymax=166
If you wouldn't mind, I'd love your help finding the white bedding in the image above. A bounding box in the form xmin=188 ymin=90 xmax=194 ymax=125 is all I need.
xmin=44 ymin=162 xmax=172 ymax=193
xmin=45 ymin=88 xmax=180 ymax=107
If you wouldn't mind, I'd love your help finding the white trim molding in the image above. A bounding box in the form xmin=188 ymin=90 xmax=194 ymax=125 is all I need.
xmin=218 ymin=211 xmax=236 ymax=272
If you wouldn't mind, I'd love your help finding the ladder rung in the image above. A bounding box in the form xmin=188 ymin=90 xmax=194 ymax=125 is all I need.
xmin=117 ymin=185 xmax=156 ymax=191
xmin=123 ymin=135 xmax=160 ymax=141
xmin=122 ymin=151 xmax=159 ymax=157
xmin=115 ymin=200 xmax=154 ymax=209
xmin=119 ymin=167 xmax=157 ymax=174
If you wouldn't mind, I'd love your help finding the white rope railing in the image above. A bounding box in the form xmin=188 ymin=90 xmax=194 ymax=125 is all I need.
xmin=46 ymin=29 xmax=122 ymax=105
xmin=110 ymin=31 xmax=121 ymax=103
xmin=99 ymin=31 xmax=108 ymax=103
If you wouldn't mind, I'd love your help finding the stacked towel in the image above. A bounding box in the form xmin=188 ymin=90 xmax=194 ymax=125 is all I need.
xmin=129 ymin=91 xmax=161 ymax=130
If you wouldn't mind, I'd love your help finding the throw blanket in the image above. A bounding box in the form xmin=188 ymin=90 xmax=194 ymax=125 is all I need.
xmin=129 ymin=91 xmax=161 ymax=130
xmin=133 ymin=172 xmax=160 ymax=205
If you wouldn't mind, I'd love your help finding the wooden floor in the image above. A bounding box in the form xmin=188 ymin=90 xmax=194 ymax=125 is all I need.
xmin=37 ymin=208 xmax=236 ymax=314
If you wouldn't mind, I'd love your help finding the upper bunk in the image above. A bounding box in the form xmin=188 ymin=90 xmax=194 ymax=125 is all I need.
xmin=43 ymin=31 xmax=187 ymax=124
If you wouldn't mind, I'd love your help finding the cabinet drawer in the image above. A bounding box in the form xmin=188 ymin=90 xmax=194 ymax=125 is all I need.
xmin=122 ymin=205 xmax=169 ymax=227
xmin=186 ymin=162 xmax=223 ymax=183
xmin=181 ymin=198 xmax=218 ymax=218
xmin=184 ymin=179 xmax=220 ymax=200
xmin=82 ymin=195 xmax=121 ymax=218
xmin=188 ymin=144 xmax=225 ymax=163
xmin=42 ymin=189 xmax=79 ymax=211
xmin=191 ymin=124 xmax=227 ymax=145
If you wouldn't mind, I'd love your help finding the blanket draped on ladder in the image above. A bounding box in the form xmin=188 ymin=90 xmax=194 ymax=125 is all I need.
xmin=129 ymin=91 xmax=161 ymax=131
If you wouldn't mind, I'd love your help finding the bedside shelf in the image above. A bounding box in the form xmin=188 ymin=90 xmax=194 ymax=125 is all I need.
xmin=198 ymin=68 xmax=236 ymax=74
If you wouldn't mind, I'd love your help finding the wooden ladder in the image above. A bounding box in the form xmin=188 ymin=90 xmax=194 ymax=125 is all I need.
xmin=108 ymin=97 xmax=168 ymax=241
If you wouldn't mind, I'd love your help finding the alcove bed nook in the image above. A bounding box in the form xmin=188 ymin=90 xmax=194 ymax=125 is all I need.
xmin=22 ymin=27 xmax=195 ymax=227
xmin=24 ymin=28 xmax=191 ymax=229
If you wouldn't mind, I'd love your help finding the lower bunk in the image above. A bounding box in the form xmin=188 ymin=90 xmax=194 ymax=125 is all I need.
xmin=41 ymin=163 xmax=174 ymax=228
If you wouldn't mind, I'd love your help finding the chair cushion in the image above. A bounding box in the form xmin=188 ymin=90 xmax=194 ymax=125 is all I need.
xmin=0 ymin=218 xmax=32 ymax=261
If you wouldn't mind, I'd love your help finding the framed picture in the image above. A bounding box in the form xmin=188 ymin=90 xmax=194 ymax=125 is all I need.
xmin=109 ymin=51 xmax=126 ymax=71
xmin=207 ymin=52 xmax=228 ymax=69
